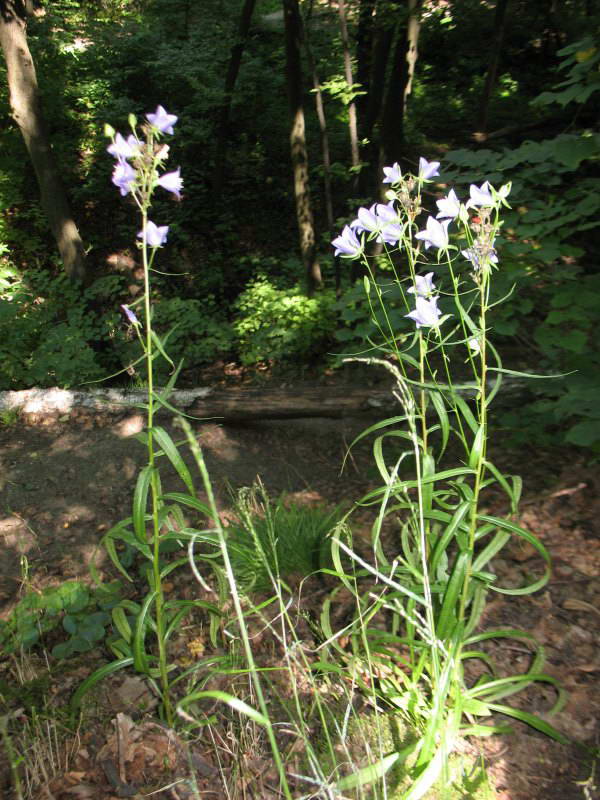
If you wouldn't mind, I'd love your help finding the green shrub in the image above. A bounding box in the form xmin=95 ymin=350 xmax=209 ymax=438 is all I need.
xmin=233 ymin=277 xmax=337 ymax=365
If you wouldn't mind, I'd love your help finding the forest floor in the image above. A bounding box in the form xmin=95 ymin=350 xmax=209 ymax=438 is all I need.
xmin=0 ymin=371 xmax=598 ymax=800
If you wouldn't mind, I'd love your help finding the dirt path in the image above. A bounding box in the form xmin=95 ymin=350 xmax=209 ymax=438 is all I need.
xmin=0 ymin=404 xmax=598 ymax=799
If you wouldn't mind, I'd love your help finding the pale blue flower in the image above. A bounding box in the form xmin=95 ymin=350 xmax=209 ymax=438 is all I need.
xmin=351 ymin=203 xmax=402 ymax=246
xmin=332 ymin=225 xmax=362 ymax=258
xmin=107 ymin=133 xmax=138 ymax=160
xmin=436 ymin=189 xmax=461 ymax=220
xmin=121 ymin=304 xmax=139 ymax=325
xmin=406 ymin=296 xmax=442 ymax=329
xmin=112 ymin=159 xmax=137 ymax=196
xmin=468 ymin=181 xmax=494 ymax=207
xmin=351 ymin=204 xmax=378 ymax=234
xmin=146 ymin=105 xmax=178 ymax=135
xmin=419 ymin=157 xmax=440 ymax=180
xmin=415 ymin=216 xmax=450 ymax=250
xmin=382 ymin=162 xmax=402 ymax=184
xmin=138 ymin=220 xmax=169 ymax=248
xmin=157 ymin=168 xmax=183 ymax=199
xmin=408 ymin=272 xmax=436 ymax=298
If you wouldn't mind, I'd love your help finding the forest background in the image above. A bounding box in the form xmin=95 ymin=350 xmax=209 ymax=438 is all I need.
xmin=0 ymin=0 xmax=598 ymax=452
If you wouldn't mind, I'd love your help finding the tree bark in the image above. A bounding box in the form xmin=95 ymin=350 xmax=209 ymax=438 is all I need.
xmin=379 ymin=0 xmax=422 ymax=171
xmin=212 ymin=0 xmax=257 ymax=199
xmin=476 ymin=0 xmax=510 ymax=134
xmin=0 ymin=0 xmax=87 ymax=282
xmin=355 ymin=0 xmax=376 ymax=142
xmin=283 ymin=0 xmax=322 ymax=293
xmin=303 ymin=5 xmax=338 ymax=290
xmin=337 ymin=0 xmax=360 ymax=170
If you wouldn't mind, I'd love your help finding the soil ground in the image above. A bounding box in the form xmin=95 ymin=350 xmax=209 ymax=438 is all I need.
xmin=0 ymin=377 xmax=598 ymax=799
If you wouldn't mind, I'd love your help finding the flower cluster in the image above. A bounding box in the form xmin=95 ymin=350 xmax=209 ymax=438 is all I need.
xmin=332 ymin=157 xmax=511 ymax=331
xmin=107 ymin=105 xmax=184 ymax=250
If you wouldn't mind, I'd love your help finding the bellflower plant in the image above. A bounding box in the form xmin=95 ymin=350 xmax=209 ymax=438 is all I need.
xmin=72 ymin=108 xmax=293 ymax=799
xmin=330 ymin=160 xmax=566 ymax=796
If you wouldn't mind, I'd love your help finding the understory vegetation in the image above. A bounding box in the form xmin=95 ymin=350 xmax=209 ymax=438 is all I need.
xmin=0 ymin=1 xmax=599 ymax=798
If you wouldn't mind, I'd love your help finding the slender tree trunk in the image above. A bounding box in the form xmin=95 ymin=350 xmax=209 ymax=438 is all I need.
xmin=212 ymin=0 xmax=257 ymax=199
xmin=477 ymin=0 xmax=510 ymax=133
xmin=283 ymin=0 xmax=322 ymax=293
xmin=379 ymin=0 xmax=422 ymax=173
xmin=355 ymin=0 xmax=376 ymax=141
xmin=303 ymin=6 xmax=338 ymax=290
xmin=0 ymin=0 xmax=87 ymax=282
xmin=337 ymin=0 xmax=360 ymax=170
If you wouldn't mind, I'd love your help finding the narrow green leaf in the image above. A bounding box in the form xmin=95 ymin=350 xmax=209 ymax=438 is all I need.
xmin=177 ymin=690 xmax=269 ymax=726
xmin=487 ymin=703 xmax=569 ymax=744
xmin=336 ymin=752 xmax=400 ymax=792
xmin=70 ymin=658 xmax=134 ymax=713
xmin=150 ymin=329 xmax=174 ymax=368
xmin=133 ymin=465 xmax=154 ymax=545
xmin=112 ymin=606 xmax=132 ymax=644
xmin=430 ymin=390 xmax=449 ymax=455
xmin=151 ymin=426 xmax=195 ymax=496
xmin=133 ymin=591 xmax=156 ymax=673
xmin=469 ymin=424 xmax=485 ymax=470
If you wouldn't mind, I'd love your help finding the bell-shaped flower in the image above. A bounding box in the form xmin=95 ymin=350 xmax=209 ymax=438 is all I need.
xmin=374 ymin=202 xmax=403 ymax=246
xmin=112 ymin=159 xmax=137 ymax=196
xmin=382 ymin=162 xmax=402 ymax=184
xmin=146 ymin=105 xmax=178 ymax=135
xmin=408 ymin=272 xmax=436 ymax=298
xmin=138 ymin=220 xmax=169 ymax=248
xmin=332 ymin=225 xmax=362 ymax=258
xmin=405 ymin=296 xmax=442 ymax=329
xmin=436 ymin=189 xmax=461 ymax=220
xmin=351 ymin=204 xmax=379 ymax=234
xmin=415 ymin=216 xmax=450 ymax=251
xmin=107 ymin=133 xmax=139 ymax=160
xmin=419 ymin=157 xmax=440 ymax=181
xmin=121 ymin=304 xmax=139 ymax=325
xmin=157 ymin=168 xmax=183 ymax=199
xmin=468 ymin=181 xmax=494 ymax=208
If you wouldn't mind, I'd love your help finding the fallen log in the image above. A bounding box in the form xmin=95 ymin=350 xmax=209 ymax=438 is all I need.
xmin=0 ymin=384 xmax=397 ymax=423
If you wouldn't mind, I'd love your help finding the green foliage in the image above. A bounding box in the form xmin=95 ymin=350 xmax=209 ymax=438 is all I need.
xmin=334 ymin=278 xmax=411 ymax=356
xmin=0 ymin=580 xmax=122 ymax=659
xmin=533 ymin=36 xmax=600 ymax=108
xmin=225 ymin=492 xmax=341 ymax=593
xmin=233 ymin=277 xmax=337 ymax=365
xmin=150 ymin=295 xmax=234 ymax=379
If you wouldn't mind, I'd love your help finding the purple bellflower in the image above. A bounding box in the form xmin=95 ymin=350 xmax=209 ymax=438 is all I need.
xmin=332 ymin=225 xmax=362 ymax=258
xmin=157 ymin=168 xmax=183 ymax=199
xmin=468 ymin=181 xmax=494 ymax=208
xmin=107 ymin=133 xmax=139 ymax=160
xmin=419 ymin=157 xmax=440 ymax=181
xmin=415 ymin=216 xmax=450 ymax=251
xmin=408 ymin=272 xmax=436 ymax=298
xmin=436 ymin=189 xmax=461 ymax=220
xmin=406 ymin=296 xmax=442 ymax=329
xmin=146 ymin=105 xmax=178 ymax=135
xmin=121 ymin=304 xmax=139 ymax=325
xmin=138 ymin=220 xmax=169 ymax=248
xmin=351 ymin=202 xmax=403 ymax=246
xmin=382 ymin=162 xmax=402 ymax=184
xmin=112 ymin=159 xmax=137 ymax=196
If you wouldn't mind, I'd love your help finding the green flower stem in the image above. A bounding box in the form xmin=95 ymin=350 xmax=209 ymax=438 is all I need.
xmin=459 ymin=278 xmax=489 ymax=626
xmin=140 ymin=206 xmax=173 ymax=727
xmin=179 ymin=419 xmax=293 ymax=800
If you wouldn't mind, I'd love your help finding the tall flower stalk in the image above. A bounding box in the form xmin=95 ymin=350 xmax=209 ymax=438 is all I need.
xmin=331 ymin=161 xmax=567 ymax=794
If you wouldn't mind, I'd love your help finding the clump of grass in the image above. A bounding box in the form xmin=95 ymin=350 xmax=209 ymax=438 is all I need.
xmin=225 ymin=488 xmax=342 ymax=593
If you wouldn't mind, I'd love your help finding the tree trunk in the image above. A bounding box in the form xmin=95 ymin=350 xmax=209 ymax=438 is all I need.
xmin=476 ymin=0 xmax=510 ymax=134
xmin=283 ymin=0 xmax=322 ymax=293
xmin=337 ymin=0 xmax=360 ymax=170
xmin=379 ymin=0 xmax=422 ymax=171
xmin=212 ymin=0 xmax=257 ymax=199
xmin=355 ymin=0 xmax=376 ymax=142
xmin=0 ymin=0 xmax=87 ymax=282
xmin=303 ymin=6 xmax=339 ymax=291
